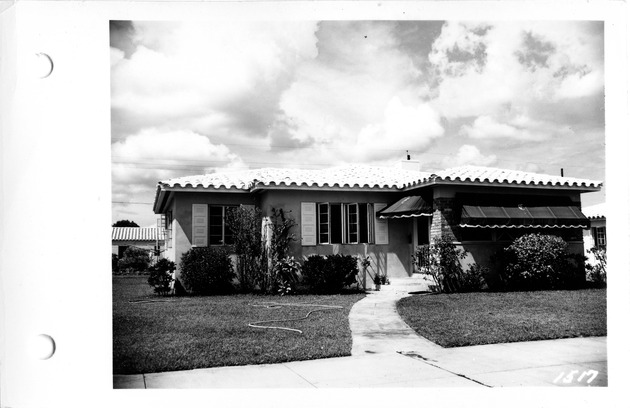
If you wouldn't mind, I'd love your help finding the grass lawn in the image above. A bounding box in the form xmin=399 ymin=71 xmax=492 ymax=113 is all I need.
xmin=113 ymin=276 xmax=365 ymax=374
xmin=397 ymin=289 xmax=606 ymax=348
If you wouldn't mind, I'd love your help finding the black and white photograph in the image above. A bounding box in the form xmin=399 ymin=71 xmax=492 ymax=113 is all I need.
xmin=1 ymin=1 xmax=628 ymax=407
xmin=111 ymin=19 xmax=608 ymax=388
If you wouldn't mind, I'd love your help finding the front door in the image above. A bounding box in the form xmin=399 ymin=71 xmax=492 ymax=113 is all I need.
xmin=413 ymin=216 xmax=431 ymax=272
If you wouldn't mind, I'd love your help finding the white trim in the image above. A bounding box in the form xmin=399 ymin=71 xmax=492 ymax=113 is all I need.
xmin=317 ymin=202 xmax=330 ymax=244
xmin=251 ymin=185 xmax=401 ymax=193
xmin=345 ymin=203 xmax=359 ymax=244
xmin=416 ymin=179 xmax=600 ymax=192
xmin=162 ymin=186 xmax=251 ymax=193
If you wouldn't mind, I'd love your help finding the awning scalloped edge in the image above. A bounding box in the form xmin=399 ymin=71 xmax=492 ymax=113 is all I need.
xmin=459 ymin=224 xmax=589 ymax=229
xmin=379 ymin=214 xmax=433 ymax=219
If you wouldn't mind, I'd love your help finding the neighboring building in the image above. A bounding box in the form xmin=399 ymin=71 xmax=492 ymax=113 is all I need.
xmin=112 ymin=227 xmax=166 ymax=259
xmin=152 ymin=162 xmax=602 ymax=288
xmin=582 ymin=203 xmax=606 ymax=265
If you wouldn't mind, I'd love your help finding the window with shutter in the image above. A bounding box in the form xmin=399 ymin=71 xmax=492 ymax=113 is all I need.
xmin=315 ymin=203 xmax=375 ymax=244
xmin=596 ymin=227 xmax=606 ymax=248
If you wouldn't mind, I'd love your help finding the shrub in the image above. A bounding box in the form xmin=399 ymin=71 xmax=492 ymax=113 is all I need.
xmin=112 ymin=253 xmax=119 ymax=273
xmin=302 ymin=254 xmax=359 ymax=294
xmin=460 ymin=263 xmax=488 ymax=292
xmin=178 ymin=247 xmax=235 ymax=295
xmin=586 ymin=247 xmax=607 ymax=288
xmin=301 ymin=255 xmax=328 ymax=291
xmin=499 ymin=233 xmax=584 ymax=290
xmin=147 ymin=259 xmax=176 ymax=295
xmin=272 ymin=256 xmax=301 ymax=295
xmin=413 ymin=237 xmax=468 ymax=293
xmin=328 ymin=254 xmax=359 ymax=287
xmin=118 ymin=247 xmax=151 ymax=273
xmin=373 ymin=272 xmax=386 ymax=285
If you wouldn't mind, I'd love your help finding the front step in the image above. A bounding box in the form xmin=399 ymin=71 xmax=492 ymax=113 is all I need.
xmin=376 ymin=274 xmax=435 ymax=293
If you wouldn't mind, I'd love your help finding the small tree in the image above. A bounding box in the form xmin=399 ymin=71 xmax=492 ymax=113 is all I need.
xmin=260 ymin=208 xmax=298 ymax=294
xmin=147 ymin=259 xmax=176 ymax=295
xmin=586 ymin=247 xmax=607 ymax=288
xmin=269 ymin=208 xmax=297 ymax=262
xmin=225 ymin=206 xmax=264 ymax=292
xmin=413 ymin=237 xmax=481 ymax=293
xmin=118 ymin=246 xmax=151 ymax=273
xmin=112 ymin=220 xmax=140 ymax=227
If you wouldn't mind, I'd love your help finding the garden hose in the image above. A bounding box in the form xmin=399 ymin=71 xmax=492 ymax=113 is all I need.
xmin=128 ymin=298 xmax=176 ymax=304
xmin=248 ymin=302 xmax=344 ymax=334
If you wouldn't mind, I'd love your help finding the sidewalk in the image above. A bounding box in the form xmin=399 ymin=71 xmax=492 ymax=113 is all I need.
xmin=114 ymin=336 xmax=607 ymax=388
xmin=114 ymin=280 xmax=607 ymax=388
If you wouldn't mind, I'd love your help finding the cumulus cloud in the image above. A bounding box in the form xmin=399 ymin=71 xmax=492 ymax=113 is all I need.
xmin=111 ymin=21 xmax=320 ymax=139
xmin=112 ymin=128 xmax=243 ymax=167
xmin=429 ymin=21 xmax=604 ymax=119
xmin=272 ymin=21 xmax=429 ymax=159
xmin=459 ymin=115 xmax=549 ymax=141
xmin=429 ymin=22 xmax=491 ymax=76
xmin=356 ymin=97 xmax=444 ymax=159
xmin=112 ymin=129 xmax=246 ymax=223
xmin=444 ymin=144 xmax=497 ymax=167
xmin=458 ymin=112 xmax=577 ymax=142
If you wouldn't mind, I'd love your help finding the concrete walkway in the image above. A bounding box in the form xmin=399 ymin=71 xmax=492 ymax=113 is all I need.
xmin=349 ymin=276 xmax=442 ymax=356
xmin=346 ymin=279 xmax=606 ymax=387
xmin=114 ymin=279 xmax=607 ymax=388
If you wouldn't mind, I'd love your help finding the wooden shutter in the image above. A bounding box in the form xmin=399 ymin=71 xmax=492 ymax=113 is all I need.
xmin=374 ymin=203 xmax=389 ymax=245
xmin=301 ymin=202 xmax=317 ymax=246
xmin=192 ymin=204 xmax=208 ymax=247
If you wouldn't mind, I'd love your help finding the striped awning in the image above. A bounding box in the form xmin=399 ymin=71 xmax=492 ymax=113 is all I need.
xmin=460 ymin=205 xmax=589 ymax=228
xmin=377 ymin=196 xmax=433 ymax=219
xmin=112 ymin=227 xmax=165 ymax=242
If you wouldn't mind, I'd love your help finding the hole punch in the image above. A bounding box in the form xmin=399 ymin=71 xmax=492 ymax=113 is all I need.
xmin=31 ymin=334 xmax=56 ymax=360
xmin=34 ymin=53 xmax=54 ymax=78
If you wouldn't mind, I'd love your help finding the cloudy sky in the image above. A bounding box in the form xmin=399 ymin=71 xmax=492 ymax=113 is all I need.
xmin=110 ymin=20 xmax=605 ymax=227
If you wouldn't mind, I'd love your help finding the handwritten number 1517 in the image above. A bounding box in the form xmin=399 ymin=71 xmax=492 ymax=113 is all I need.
xmin=554 ymin=370 xmax=599 ymax=384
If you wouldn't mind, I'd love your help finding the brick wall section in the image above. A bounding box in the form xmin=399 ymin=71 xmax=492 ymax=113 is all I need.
xmin=430 ymin=197 xmax=458 ymax=241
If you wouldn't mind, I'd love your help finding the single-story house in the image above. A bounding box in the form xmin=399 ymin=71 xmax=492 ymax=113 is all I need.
xmin=111 ymin=226 xmax=165 ymax=259
xmin=152 ymin=161 xmax=602 ymax=288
